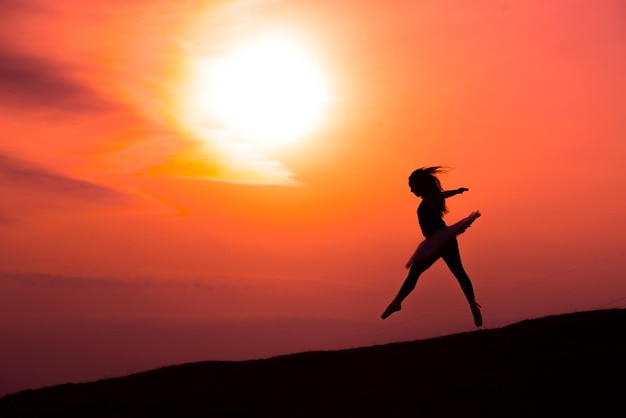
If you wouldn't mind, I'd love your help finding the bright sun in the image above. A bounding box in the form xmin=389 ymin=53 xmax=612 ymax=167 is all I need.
xmin=185 ymin=35 xmax=331 ymax=149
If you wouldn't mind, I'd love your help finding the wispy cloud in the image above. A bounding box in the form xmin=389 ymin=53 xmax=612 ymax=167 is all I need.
xmin=0 ymin=151 xmax=189 ymax=221
xmin=0 ymin=152 xmax=127 ymax=200
xmin=0 ymin=51 xmax=112 ymax=113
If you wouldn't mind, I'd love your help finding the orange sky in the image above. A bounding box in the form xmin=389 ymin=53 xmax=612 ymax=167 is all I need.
xmin=1 ymin=0 xmax=626 ymax=395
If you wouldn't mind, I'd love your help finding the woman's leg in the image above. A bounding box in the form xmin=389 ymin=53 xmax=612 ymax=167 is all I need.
xmin=440 ymin=239 xmax=482 ymax=326
xmin=381 ymin=254 xmax=439 ymax=319
xmin=440 ymin=239 xmax=475 ymax=301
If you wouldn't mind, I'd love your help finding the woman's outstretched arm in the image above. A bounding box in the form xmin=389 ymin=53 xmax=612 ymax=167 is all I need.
xmin=441 ymin=187 xmax=468 ymax=199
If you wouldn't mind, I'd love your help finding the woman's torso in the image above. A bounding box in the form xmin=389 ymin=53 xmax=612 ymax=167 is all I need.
xmin=417 ymin=199 xmax=446 ymax=238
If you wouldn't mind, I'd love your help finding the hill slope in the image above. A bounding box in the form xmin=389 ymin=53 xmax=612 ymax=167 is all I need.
xmin=1 ymin=309 xmax=624 ymax=418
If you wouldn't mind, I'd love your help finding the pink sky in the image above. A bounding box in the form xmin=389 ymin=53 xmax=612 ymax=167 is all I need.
xmin=1 ymin=0 xmax=626 ymax=396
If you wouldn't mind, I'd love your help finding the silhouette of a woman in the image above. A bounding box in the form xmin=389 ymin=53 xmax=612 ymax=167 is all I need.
xmin=381 ymin=167 xmax=483 ymax=326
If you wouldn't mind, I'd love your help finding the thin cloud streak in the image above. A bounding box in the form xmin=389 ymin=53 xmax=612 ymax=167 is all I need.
xmin=0 ymin=153 xmax=127 ymax=200
xmin=0 ymin=51 xmax=112 ymax=112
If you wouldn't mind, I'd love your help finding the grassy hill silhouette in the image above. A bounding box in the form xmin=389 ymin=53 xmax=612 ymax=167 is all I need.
xmin=1 ymin=309 xmax=624 ymax=417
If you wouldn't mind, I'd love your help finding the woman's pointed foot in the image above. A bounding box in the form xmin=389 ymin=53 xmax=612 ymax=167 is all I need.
xmin=471 ymin=302 xmax=483 ymax=327
xmin=381 ymin=302 xmax=401 ymax=320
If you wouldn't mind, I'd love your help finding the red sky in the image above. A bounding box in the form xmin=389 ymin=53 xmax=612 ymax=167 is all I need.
xmin=1 ymin=0 xmax=625 ymax=396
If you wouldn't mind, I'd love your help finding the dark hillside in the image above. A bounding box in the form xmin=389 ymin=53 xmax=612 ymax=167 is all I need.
xmin=1 ymin=309 xmax=624 ymax=417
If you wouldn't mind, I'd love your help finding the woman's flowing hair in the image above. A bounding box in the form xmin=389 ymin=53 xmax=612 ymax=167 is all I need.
xmin=409 ymin=166 xmax=449 ymax=213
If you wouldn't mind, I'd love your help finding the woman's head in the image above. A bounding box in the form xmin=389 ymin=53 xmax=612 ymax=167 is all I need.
xmin=408 ymin=166 xmax=445 ymax=197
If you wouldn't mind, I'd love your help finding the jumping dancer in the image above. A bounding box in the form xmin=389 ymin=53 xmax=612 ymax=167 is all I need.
xmin=381 ymin=167 xmax=483 ymax=326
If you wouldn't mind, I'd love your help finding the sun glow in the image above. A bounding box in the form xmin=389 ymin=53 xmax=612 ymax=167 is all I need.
xmin=184 ymin=35 xmax=332 ymax=149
